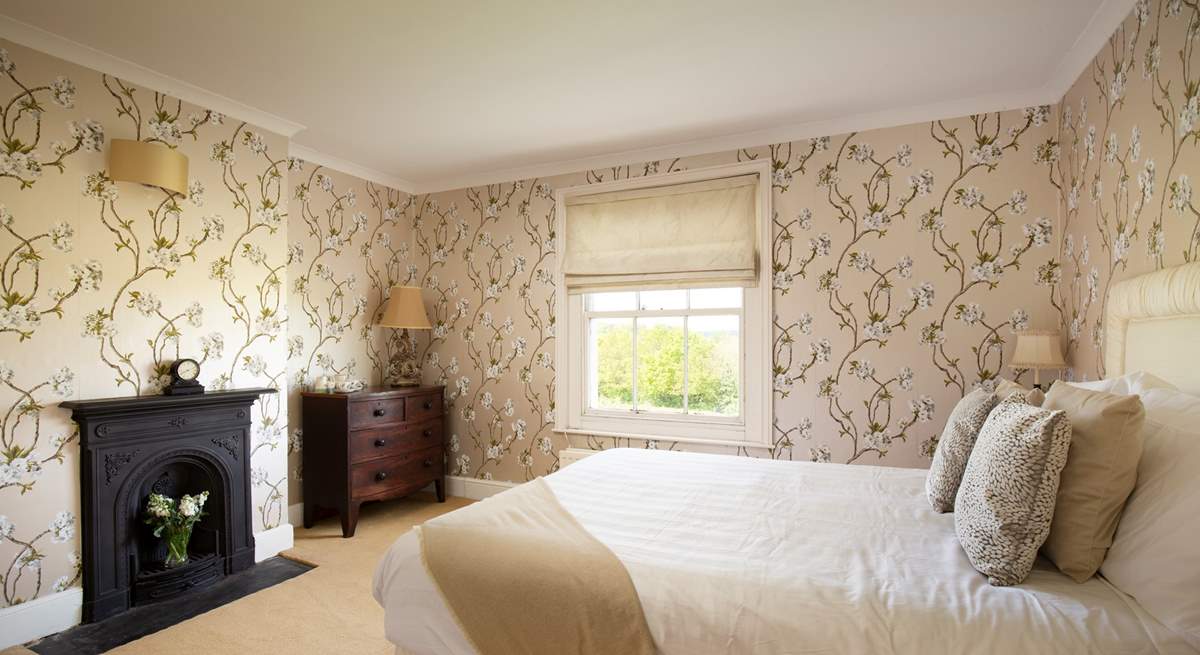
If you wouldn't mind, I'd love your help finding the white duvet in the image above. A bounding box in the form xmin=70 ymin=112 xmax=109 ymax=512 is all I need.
xmin=373 ymin=448 xmax=1196 ymax=654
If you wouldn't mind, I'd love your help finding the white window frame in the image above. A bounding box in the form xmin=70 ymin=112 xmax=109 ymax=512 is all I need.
xmin=554 ymin=160 xmax=773 ymax=448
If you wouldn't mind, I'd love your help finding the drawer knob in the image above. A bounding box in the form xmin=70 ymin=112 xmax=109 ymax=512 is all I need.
xmin=423 ymin=458 xmax=433 ymax=468
xmin=375 ymin=471 xmax=389 ymax=482
xmin=374 ymin=438 xmax=387 ymax=447
xmin=422 ymin=400 xmax=433 ymax=411
xmin=373 ymin=408 xmax=386 ymax=417
xmin=422 ymin=429 xmax=433 ymax=438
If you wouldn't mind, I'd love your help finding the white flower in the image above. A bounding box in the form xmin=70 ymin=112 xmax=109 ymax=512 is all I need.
xmin=908 ymin=282 xmax=935 ymax=308
xmin=50 ymin=76 xmax=76 ymax=107
xmin=849 ymin=251 xmax=874 ymax=272
xmin=49 ymin=511 xmax=75 ymax=543
xmin=910 ymin=396 xmax=936 ymax=422
xmin=1009 ymin=190 xmax=1028 ymax=215
xmin=50 ymin=367 xmax=74 ymax=397
xmin=1170 ymin=175 xmax=1192 ymax=212
xmin=896 ymin=144 xmax=913 ymax=167
xmin=907 ymin=169 xmax=935 ymax=196
xmin=897 ymin=256 xmax=913 ymax=279
xmin=1022 ymin=217 xmax=1053 ymax=247
xmin=863 ymin=210 xmax=891 ymax=230
xmin=848 ymin=143 xmax=874 ymax=163
xmin=970 ymin=142 xmax=1002 ymax=166
xmin=68 ymin=119 xmax=105 ymax=152
xmin=810 ymin=338 xmax=832 ymax=363
xmin=971 ymin=259 xmax=1003 ymax=284
xmin=898 ymin=367 xmax=915 ymax=390
xmin=1010 ymin=309 xmax=1030 ymax=332
xmin=810 ymin=445 xmax=831 ymax=463
xmin=185 ymin=301 xmax=203 ymax=327
xmin=863 ymin=320 xmax=891 ymax=341
xmin=958 ymin=303 xmax=984 ymax=325
xmin=956 ymin=186 xmax=984 ymax=208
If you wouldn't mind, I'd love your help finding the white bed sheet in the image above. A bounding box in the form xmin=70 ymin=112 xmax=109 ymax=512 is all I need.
xmin=373 ymin=448 xmax=1196 ymax=654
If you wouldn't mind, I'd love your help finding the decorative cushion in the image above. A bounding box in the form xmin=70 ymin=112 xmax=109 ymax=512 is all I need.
xmin=925 ymin=389 xmax=998 ymax=513
xmin=954 ymin=395 xmax=1073 ymax=586
xmin=1039 ymin=383 xmax=1145 ymax=582
xmin=1100 ymin=388 xmax=1200 ymax=648
xmin=995 ymin=378 xmax=1040 ymax=405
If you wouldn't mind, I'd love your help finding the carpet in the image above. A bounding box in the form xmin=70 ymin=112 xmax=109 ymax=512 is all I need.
xmin=9 ymin=491 xmax=470 ymax=654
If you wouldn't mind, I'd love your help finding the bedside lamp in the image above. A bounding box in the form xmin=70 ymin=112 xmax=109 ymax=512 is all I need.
xmin=377 ymin=286 xmax=431 ymax=387
xmin=1010 ymin=330 xmax=1066 ymax=401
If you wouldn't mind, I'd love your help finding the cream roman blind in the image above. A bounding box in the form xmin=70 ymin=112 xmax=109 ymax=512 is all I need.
xmin=562 ymin=174 xmax=760 ymax=292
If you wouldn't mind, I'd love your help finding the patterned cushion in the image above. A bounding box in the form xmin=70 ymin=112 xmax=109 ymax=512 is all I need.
xmin=926 ymin=389 xmax=999 ymax=513
xmin=954 ymin=395 xmax=1073 ymax=586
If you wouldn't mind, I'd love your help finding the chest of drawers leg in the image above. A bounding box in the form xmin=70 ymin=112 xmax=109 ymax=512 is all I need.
xmin=301 ymin=386 xmax=445 ymax=537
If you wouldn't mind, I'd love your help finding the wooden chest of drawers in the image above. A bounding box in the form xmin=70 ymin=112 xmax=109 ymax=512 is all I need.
xmin=300 ymin=386 xmax=445 ymax=537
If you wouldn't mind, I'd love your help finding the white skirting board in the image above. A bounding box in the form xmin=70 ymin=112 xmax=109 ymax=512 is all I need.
xmin=444 ymin=475 xmax=516 ymax=500
xmin=254 ymin=523 xmax=294 ymax=562
xmin=287 ymin=476 xmax=516 ymax=527
xmin=0 ymin=587 xmax=82 ymax=649
xmin=0 ymin=524 xmax=292 ymax=649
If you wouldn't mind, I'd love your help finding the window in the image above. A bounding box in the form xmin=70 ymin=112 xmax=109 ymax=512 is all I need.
xmin=555 ymin=161 xmax=772 ymax=447
xmin=585 ymin=287 xmax=742 ymax=419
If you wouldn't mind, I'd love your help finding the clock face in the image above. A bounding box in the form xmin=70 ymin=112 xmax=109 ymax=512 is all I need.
xmin=176 ymin=359 xmax=200 ymax=382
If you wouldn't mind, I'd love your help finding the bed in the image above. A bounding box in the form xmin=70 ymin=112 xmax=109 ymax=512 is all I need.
xmin=373 ymin=262 xmax=1200 ymax=655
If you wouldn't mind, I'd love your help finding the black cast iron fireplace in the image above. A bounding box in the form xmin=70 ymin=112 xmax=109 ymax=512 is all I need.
xmin=60 ymin=388 xmax=275 ymax=623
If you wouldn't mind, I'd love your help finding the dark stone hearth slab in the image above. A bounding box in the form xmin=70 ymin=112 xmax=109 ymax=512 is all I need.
xmin=28 ymin=556 xmax=313 ymax=655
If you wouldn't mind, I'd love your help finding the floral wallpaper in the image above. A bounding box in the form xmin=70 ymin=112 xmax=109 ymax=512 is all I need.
xmin=408 ymin=107 xmax=1062 ymax=482
xmin=1 ymin=0 xmax=1183 ymax=616
xmin=284 ymin=164 xmax=411 ymax=501
xmin=1056 ymin=0 xmax=1200 ymax=379
xmin=0 ymin=40 xmax=291 ymax=608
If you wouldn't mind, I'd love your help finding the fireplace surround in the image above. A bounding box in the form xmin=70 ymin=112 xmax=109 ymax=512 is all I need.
xmin=60 ymin=388 xmax=276 ymax=623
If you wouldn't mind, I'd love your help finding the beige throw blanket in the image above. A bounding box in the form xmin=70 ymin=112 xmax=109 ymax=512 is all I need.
xmin=417 ymin=478 xmax=656 ymax=655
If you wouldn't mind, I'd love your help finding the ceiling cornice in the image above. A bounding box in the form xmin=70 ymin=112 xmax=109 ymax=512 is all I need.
xmin=0 ymin=14 xmax=306 ymax=137
xmin=1037 ymin=0 xmax=1137 ymax=103
xmin=2 ymin=1 xmax=1136 ymax=195
xmin=288 ymin=144 xmax=415 ymax=194
xmin=411 ymin=0 xmax=1136 ymax=194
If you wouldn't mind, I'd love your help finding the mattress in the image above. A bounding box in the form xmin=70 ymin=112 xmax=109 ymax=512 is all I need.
xmin=373 ymin=448 xmax=1196 ymax=654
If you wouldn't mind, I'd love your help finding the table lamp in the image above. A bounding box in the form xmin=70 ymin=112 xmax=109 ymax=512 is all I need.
xmin=377 ymin=285 xmax=431 ymax=387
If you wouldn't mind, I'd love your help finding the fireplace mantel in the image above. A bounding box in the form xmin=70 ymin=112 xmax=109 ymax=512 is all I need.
xmin=61 ymin=387 xmax=277 ymax=622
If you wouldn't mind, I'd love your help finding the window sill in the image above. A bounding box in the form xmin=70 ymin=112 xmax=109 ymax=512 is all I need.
xmin=553 ymin=426 xmax=772 ymax=450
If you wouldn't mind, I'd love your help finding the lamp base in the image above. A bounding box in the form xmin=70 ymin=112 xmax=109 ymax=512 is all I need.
xmin=390 ymin=377 xmax=420 ymax=388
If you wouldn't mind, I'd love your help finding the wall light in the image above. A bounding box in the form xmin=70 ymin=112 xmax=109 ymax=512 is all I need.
xmin=108 ymin=138 xmax=189 ymax=196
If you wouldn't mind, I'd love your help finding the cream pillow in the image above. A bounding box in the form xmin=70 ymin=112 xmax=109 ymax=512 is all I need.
xmin=993 ymin=377 xmax=1048 ymax=406
xmin=954 ymin=395 xmax=1072 ymax=586
xmin=925 ymin=389 xmax=998 ymax=513
xmin=1100 ymin=388 xmax=1200 ymax=648
xmin=1039 ymin=383 xmax=1145 ymax=582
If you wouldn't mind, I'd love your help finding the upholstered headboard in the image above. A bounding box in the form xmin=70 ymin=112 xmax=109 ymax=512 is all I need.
xmin=1104 ymin=262 xmax=1200 ymax=395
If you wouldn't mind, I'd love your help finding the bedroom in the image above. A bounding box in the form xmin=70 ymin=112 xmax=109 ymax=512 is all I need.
xmin=0 ymin=0 xmax=1197 ymax=653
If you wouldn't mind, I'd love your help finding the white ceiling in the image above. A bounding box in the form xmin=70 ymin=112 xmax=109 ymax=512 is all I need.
xmin=0 ymin=0 xmax=1128 ymax=192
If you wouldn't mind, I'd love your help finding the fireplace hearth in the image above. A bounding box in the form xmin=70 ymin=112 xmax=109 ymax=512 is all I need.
xmin=61 ymin=388 xmax=276 ymax=623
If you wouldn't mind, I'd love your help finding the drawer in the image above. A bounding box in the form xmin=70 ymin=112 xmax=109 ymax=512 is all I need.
xmin=349 ymin=419 xmax=443 ymax=464
xmin=349 ymin=397 xmax=406 ymax=428
xmin=405 ymin=392 xmax=442 ymax=423
xmin=352 ymin=446 xmax=443 ymax=498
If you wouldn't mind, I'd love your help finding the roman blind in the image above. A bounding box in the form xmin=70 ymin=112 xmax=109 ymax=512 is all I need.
xmin=562 ymin=174 xmax=759 ymax=292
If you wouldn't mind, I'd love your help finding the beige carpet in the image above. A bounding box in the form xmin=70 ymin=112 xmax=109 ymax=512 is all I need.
xmin=10 ymin=492 xmax=470 ymax=655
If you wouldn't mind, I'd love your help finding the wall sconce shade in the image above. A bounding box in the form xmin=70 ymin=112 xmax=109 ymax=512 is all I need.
xmin=377 ymin=286 xmax=432 ymax=329
xmin=108 ymin=138 xmax=189 ymax=196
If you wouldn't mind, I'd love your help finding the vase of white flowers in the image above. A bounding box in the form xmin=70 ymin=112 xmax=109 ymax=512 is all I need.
xmin=144 ymin=491 xmax=209 ymax=568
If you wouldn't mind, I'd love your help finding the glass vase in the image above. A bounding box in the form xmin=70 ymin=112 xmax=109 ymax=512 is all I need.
xmin=163 ymin=524 xmax=192 ymax=568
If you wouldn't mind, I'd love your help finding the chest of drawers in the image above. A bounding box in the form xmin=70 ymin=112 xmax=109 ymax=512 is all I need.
xmin=300 ymin=386 xmax=445 ymax=537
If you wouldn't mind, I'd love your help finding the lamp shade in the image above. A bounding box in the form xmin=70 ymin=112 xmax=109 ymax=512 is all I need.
xmin=1009 ymin=330 xmax=1066 ymax=369
xmin=377 ymin=286 xmax=432 ymax=329
xmin=108 ymin=139 xmax=189 ymax=196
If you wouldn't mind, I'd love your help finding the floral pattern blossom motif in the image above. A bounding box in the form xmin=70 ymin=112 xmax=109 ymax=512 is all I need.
xmin=0 ymin=41 xmax=289 ymax=607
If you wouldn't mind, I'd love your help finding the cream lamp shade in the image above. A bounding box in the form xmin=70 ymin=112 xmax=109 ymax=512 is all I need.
xmin=378 ymin=286 xmax=432 ymax=329
xmin=108 ymin=139 xmax=189 ymax=196
xmin=1010 ymin=330 xmax=1066 ymax=390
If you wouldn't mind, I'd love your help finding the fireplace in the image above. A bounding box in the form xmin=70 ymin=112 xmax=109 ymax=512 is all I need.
xmin=61 ymin=388 xmax=276 ymax=623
